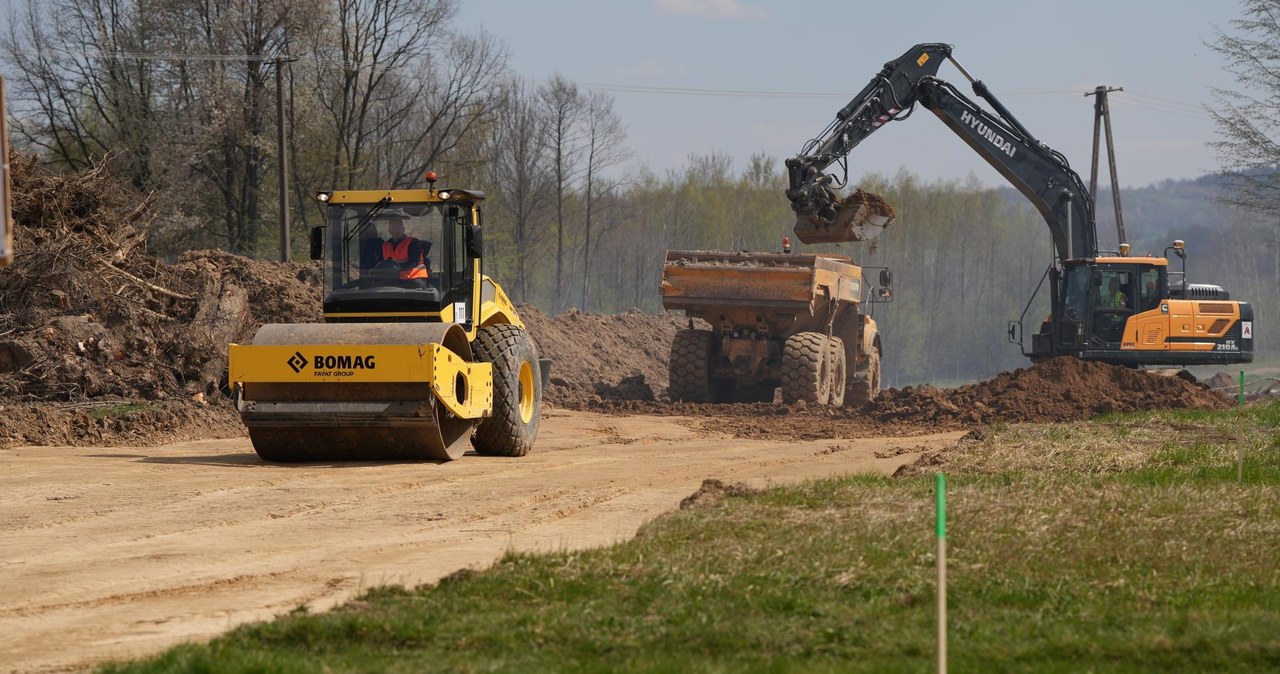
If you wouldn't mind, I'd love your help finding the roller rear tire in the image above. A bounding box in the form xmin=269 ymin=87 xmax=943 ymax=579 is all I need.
xmin=472 ymin=325 xmax=541 ymax=457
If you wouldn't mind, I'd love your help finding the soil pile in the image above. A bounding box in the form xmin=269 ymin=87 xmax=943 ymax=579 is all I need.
xmin=0 ymin=156 xmax=321 ymax=404
xmin=868 ymin=356 xmax=1231 ymax=425
xmin=520 ymin=307 xmax=686 ymax=406
xmin=568 ymin=356 xmax=1232 ymax=438
xmin=840 ymin=188 xmax=896 ymax=219
xmin=0 ymin=156 xmax=321 ymax=445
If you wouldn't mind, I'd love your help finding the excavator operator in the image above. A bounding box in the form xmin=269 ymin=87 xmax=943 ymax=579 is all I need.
xmin=1102 ymin=277 xmax=1127 ymax=309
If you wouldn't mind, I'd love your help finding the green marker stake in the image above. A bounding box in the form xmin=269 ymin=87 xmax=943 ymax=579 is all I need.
xmin=1238 ymin=370 xmax=1245 ymax=482
xmin=936 ymin=472 xmax=947 ymax=674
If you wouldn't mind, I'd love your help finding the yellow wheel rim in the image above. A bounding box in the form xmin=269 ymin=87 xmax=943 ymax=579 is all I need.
xmin=518 ymin=360 xmax=536 ymax=424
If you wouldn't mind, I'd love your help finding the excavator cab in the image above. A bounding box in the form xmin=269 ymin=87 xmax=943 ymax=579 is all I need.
xmin=1029 ymin=248 xmax=1253 ymax=366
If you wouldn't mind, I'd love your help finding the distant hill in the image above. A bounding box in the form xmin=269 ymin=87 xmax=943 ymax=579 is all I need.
xmin=997 ymin=172 xmax=1265 ymax=257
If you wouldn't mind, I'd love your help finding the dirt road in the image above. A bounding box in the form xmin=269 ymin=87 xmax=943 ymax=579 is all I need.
xmin=0 ymin=410 xmax=962 ymax=673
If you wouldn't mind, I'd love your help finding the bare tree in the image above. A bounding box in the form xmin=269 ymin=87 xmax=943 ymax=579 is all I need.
xmin=538 ymin=75 xmax=584 ymax=310
xmin=579 ymin=91 xmax=630 ymax=310
xmin=305 ymin=0 xmax=454 ymax=190
xmin=1 ymin=0 xmax=160 ymax=189
xmin=1208 ymin=0 xmax=1280 ymax=309
xmin=374 ymin=30 xmax=507 ymax=188
xmin=167 ymin=0 xmax=296 ymax=253
xmin=483 ymin=78 xmax=552 ymax=303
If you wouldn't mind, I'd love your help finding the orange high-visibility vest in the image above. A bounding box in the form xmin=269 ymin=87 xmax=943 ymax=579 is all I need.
xmin=382 ymin=237 xmax=428 ymax=279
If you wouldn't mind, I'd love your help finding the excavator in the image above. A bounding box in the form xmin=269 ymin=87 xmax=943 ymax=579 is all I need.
xmin=785 ymin=43 xmax=1253 ymax=367
xmin=226 ymin=173 xmax=545 ymax=462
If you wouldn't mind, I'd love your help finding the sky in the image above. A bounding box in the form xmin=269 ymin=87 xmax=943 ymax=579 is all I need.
xmin=455 ymin=0 xmax=1236 ymax=189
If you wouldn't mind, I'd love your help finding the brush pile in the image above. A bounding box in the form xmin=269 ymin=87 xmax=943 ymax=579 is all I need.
xmin=0 ymin=155 xmax=321 ymax=403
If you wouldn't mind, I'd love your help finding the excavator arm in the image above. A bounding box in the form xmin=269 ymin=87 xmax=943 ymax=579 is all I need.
xmin=786 ymin=43 xmax=1096 ymax=261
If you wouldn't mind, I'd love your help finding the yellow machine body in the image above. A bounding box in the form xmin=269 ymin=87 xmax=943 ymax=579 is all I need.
xmin=228 ymin=184 xmax=543 ymax=462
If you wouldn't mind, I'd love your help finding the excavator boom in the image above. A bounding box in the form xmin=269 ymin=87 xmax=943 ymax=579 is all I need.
xmin=786 ymin=43 xmax=1096 ymax=261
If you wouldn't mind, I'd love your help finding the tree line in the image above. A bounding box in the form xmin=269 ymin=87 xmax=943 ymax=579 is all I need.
xmin=2 ymin=0 xmax=1274 ymax=383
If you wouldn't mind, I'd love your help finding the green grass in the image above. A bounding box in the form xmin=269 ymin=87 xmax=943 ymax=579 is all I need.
xmin=87 ymin=402 xmax=153 ymax=419
xmin=100 ymin=400 xmax=1280 ymax=673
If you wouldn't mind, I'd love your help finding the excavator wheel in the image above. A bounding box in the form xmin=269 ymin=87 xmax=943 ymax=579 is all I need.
xmin=669 ymin=329 xmax=715 ymax=402
xmin=847 ymin=346 xmax=881 ymax=406
xmin=471 ymin=324 xmax=542 ymax=457
xmin=781 ymin=332 xmax=844 ymax=406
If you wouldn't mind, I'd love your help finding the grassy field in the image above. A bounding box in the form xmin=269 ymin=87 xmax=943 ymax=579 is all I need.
xmin=102 ymin=401 xmax=1280 ymax=673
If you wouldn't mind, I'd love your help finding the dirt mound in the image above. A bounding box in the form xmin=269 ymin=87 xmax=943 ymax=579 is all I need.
xmin=0 ymin=156 xmax=322 ymax=406
xmin=868 ymin=356 xmax=1230 ymax=425
xmin=523 ymin=309 xmax=1230 ymax=430
xmin=0 ymin=156 xmax=323 ymax=446
xmin=0 ymin=400 xmax=243 ymax=447
xmin=520 ymin=307 xmax=686 ymax=406
xmin=679 ymin=479 xmax=758 ymax=509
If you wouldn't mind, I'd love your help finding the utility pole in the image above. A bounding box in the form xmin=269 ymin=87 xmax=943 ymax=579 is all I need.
xmin=1086 ymin=85 xmax=1126 ymax=247
xmin=95 ymin=51 xmax=296 ymax=260
xmin=0 ymin=76 xmax=12 ymax=266
xmin=275 ymin=57 xmax=292 ymax=262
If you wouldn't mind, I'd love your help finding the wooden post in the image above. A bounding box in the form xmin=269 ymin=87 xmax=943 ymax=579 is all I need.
xmin=276 ymin=58 xmax=291 ymax=263
xmin=0 ymin=76 xmax=12 ymax=266
xmin=936 ymin=472 xmax=947 ymax=674
xmin=1238 ymin=370 xmax=1245 ymax=483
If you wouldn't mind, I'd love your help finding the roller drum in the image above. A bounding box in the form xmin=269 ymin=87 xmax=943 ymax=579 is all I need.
xmin=239 ymin=322 xmax=477 ymax=462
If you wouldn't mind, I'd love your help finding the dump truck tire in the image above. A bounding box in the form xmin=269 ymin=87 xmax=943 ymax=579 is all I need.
xmin=782 ymin=332 xmax=843 ymax=405
xmin=669 ymin=329 xmax=714 ymax=402
xmin=472 ymin=324 xmax=541 ymax=457
xmin=828 ymin=339 xmax=847 ymax=406
xmin=848 ymin=346 xmax=881 ymax=406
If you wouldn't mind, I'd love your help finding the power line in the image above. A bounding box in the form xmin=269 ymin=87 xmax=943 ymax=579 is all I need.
xmin=11 ymin=47 xmax=1225 ymax=120
xmin=9 ymin=47 xmax=403 ymax=74
xmin=579 ymin=82 xmax=844 ymax=99
xmin=580 ymin=82 xmax=1090 ymax=101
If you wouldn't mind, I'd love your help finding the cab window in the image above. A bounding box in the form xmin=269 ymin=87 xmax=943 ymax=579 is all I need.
xmin=1097 ymin=270 xmax=1132 ymax=310
xmin=1139 ymin=268 xmax=1161 ymax=312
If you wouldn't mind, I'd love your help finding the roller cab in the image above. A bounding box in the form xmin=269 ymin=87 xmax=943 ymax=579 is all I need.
xmin=229 ymin=176 xmax=544 ymax=462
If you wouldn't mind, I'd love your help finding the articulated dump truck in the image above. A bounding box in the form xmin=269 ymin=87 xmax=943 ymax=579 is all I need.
xmin=660 ymin=248 xmax=891 ymax=406
xmin=227 ymin=174 xmax=545 ymax=462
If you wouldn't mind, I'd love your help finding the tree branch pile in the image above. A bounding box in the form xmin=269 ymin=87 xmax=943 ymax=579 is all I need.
xmin=0 ymin=156 xmax=322 ymax=402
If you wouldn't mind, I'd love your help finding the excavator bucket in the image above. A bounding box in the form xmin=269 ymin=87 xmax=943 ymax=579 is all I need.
xmin=793 ymin=188 xmax=896 ymax=245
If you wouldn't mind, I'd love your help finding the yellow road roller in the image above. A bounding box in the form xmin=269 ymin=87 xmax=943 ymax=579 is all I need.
xmin=228 ymin=173 xmax=544 ymax=462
